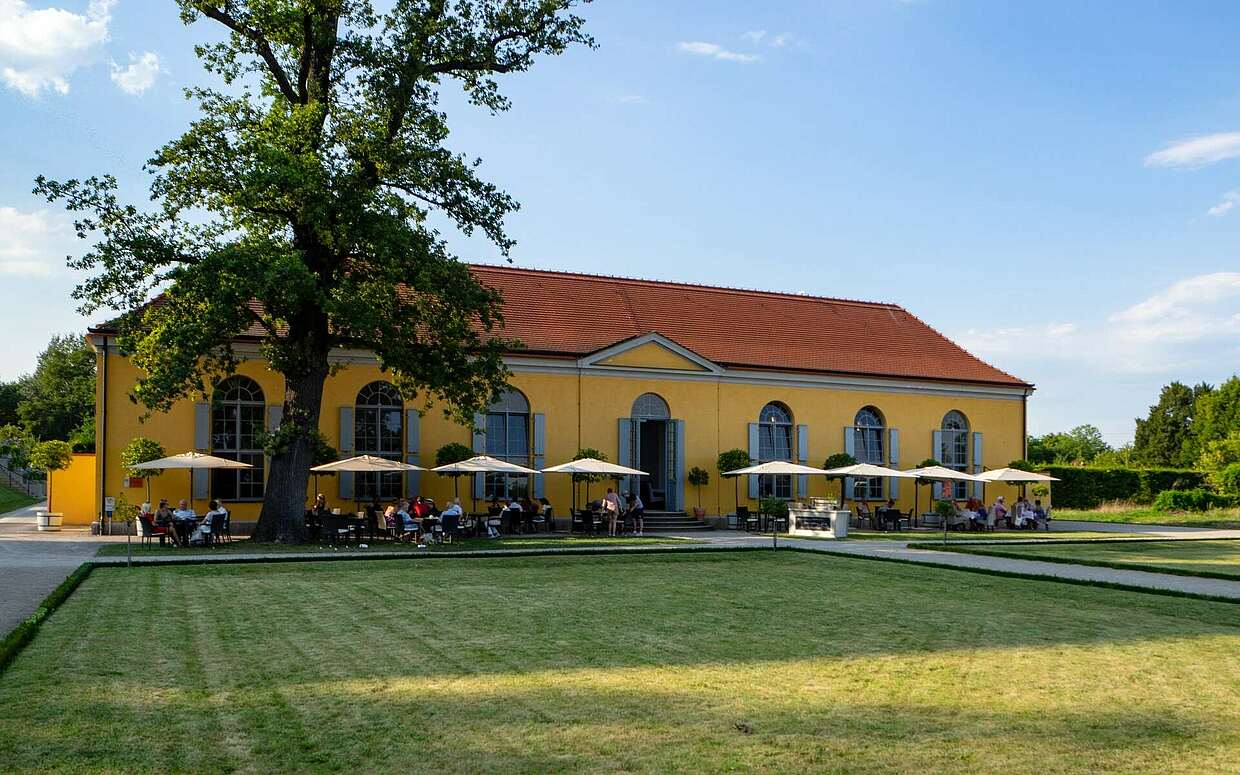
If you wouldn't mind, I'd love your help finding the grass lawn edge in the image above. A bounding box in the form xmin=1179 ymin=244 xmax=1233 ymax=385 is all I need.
xmin=921 ymin=542 xmax=1240 ymax=583
xmin=0 ymin=561 xmax=95 ymax=675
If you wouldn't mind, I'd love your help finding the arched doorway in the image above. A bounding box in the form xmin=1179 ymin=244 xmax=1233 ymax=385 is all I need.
xmin=630 ymin=393 xmax=671 ymax=510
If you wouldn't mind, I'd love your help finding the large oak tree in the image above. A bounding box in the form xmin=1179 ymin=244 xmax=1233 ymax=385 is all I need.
xmin=37 ymin=0 xmax=593 ymax=542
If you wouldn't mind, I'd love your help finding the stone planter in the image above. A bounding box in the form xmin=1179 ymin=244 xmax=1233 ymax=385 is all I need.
xmin=36 ymin=511 xmax=64 ymax=532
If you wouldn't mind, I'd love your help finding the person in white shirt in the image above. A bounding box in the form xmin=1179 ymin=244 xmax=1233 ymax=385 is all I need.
xmin=440 ymin=498 xmax=463 ymax=518
xmin=602 ymin=488 xmax=622 ymax=536
xmin=626 ymin=491 xmax=645 ymax=536
xmin=173 ymin=499 xmax=196 ymax=521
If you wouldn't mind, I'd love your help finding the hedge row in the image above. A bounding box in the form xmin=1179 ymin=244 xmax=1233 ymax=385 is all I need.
xmin=1038 ymin=466 xmax=1207 ymax=509
xmin=0 ymin=562 xmax=95 ymax=675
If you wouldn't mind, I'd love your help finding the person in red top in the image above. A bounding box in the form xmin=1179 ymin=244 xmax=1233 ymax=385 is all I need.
xmin=412 ymin=497 xmax=431 ymax=519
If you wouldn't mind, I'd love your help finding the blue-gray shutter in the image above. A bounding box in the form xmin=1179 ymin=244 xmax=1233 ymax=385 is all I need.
xmin=932 ymin=481 xmax=943 ymax=500
xmin=266 ymin=405 xmax=283 ymax=432
xmin=972 ymin=431 xmax=984 ymax=499
xmin=888 ymin=428 xmax=900 ymax=500
xmin=747 ymin=422 xmax=760 ymax=500
xmin=617 ymin=417 xmax=631 ymax=493
xmin=194 ymin=402 xmax=210 ymax=450
xmin=931 ymin=430 xmax=943 ymax=465
xmin=533 ymin=412 xmax=546 ymax=499
xmin=406 ymin=409 xmax=420 ymax=454
xmin=193 ymin=402 xmax=210 ymax=499
xmin=472 ymin=411 xmax=485 ymax=500
xmin=672 ymin=419 xmax=685 ymax=512
xmin=842 ymin=426 xmax=855 ymax=501
xmin=406 ymin=454 xmax=420 ymax=498
xmin=796 ymin=424 xmax=809 ymax=499
xmin=338 ymin=406 xmax=354 ymax=499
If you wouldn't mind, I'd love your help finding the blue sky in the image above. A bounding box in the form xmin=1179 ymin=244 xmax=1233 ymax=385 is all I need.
xmin=2 ymin=0 xmax=1238 ymax=444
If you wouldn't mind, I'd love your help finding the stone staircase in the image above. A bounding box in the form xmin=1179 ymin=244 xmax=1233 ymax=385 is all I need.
xmin=642 ymin=510 xmax=713 ymax=532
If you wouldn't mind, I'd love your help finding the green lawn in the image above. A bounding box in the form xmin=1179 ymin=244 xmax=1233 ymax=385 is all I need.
xmin=95 ymin=534 xmax=696 ymax=557
xmin=3 ymin=553 xmax=1239 ymax=773
xmin=0 ymin=482 xmax=36 ymax=516
xmin=846 ymin=529 xmax=1144 ymax=541
xmin=942 ymin=539 xmax=1240 ymax=580
xmin=1055 ymin=506 xmax=1240 ymax=529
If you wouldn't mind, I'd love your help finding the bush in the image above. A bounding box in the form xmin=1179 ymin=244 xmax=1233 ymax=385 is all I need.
xmin=759 ymin=497 xmax=788 ymax=521
xmin=1152 ymin=488 xmax=1235 ymax=512
xmin=1038 ymin=465 xmax=1208 ymax=509
xmin=1218 ymin=462 xmax=1240 ymax=498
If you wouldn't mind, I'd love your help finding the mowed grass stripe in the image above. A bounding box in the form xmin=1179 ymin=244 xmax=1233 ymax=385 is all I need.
xmin=2 ymin=552 xmax=1239 ymax=773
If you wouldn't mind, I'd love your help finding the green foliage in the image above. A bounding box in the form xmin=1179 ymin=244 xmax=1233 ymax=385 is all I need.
xmin=1132 ymin=381 xmax=1210 ymax=467
xmin=1216 ymin=463 xmax=1240 ymax=498
xmin=435 ymin=442 xmax=474 ymax=467
xmin=1091 ymin=444 xmax=1135 ymax=468
xmin=1027 ymin=425 xmax=1111 ymax=465
xmin=258 ymin=426 xmax=336 ymax=469
xmin=0 ymin=425 xmax=34 ymax=470
xmin=1197 ymin=430 xmax=1240 ymax=491
xmin=0 ymin=380 xmax=23 ymax=428
xmin=16 ymin=334 xmax=95 ymax=442
xmin=1152 ymin=488 xmax=1234 ymax=512
xmin=28 ymin=440 xmax=73 ymax=475
xmin=759 ymin=497 xmax=788 ymax=520
xmin=1040 ymin=465 xmax=1207 ymax=509
xmin=687 ymin=466 xmax=709 ymax=508
xmin=68 ymin=416 xmax=95 ymax=453
xmin=120 ymin=437 xmax=167 ymax=478
xmin=823 ymin=452 xmax=858 ymax=470
xmin=1008 ymin=459 xmax=1033 ymax=471
xmin=111 ymin=492 xmax=140 ymax=527
xmin=916 ymin=457 xmax=940 ymax=468
xmin=935 ymin=499 xmax=957 ymax=520
xmin=1187 ymin=376 xmax=1240 ymax=461
xmin=717 ymin=449 xmax=751 ymax=475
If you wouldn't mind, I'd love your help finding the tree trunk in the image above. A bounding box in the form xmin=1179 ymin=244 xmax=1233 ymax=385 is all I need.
xmin=252 ymin=348 xmax=330 ymax=543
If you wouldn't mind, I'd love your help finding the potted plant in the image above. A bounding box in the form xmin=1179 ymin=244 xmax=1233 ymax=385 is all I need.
xmin=435 ymin=441 xmax=474 ymax=499
xmin=28 ymin=440 xmax=73 ymax=532
xmin=111 ymin=492 xmax=140 ymax=567
xmin=120 ymin=436 xmax=167 ymax=506
xmin=572 ymin=448 xmax=608 ymax=508
xmin=687 ymin=466 xmax=710 ymax=518
xmin=935 ymin=497 xmax=957 ymax=544
xmin=716 ymin=448 xmax=751 ymax=528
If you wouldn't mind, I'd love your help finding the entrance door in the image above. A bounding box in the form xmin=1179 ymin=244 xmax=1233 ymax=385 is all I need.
xmin=638 ymin=419 xmax=667 ymax=509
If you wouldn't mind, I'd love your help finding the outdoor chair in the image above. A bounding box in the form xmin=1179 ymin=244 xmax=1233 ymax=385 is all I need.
xmin=136 ymin=514 xmax=168 ymax=547
xmin=215 ymin=509 xmax=232 ymax=543
xmin=530 ymin=509 xmax=547 ymax=532
xmin=439 ymin=514 xmax=461 ymax=543
xmin=319 ymin=515 xmax=352 ymax=546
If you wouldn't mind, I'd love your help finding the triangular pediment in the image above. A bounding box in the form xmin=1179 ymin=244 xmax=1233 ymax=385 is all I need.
xmin=580 ymin=333 xmax=722 ymax=373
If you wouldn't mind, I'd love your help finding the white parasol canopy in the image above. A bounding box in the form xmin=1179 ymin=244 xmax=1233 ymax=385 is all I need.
xmin=903 ymin=465 xmax=983 ymax=482
xmin=138 ymin=452 xmax=253 ymax=470
xmin=723 ymin=461 xmax=831 ymax=477
xmin=541 ymin=457 xmax=648 ymax=476
xmin=311 ymin=455 xmax=424 ymax=473
xmin=976 ymin=467 xmax=1060 ymax=483
xmin=822 ymin=463 xmax=919 ymax=479
xmin=431 ymin=455 xmax=539 ymax=475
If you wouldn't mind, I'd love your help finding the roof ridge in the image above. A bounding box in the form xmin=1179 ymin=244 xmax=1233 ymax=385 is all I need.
xmin=468 ymin=262 xmax=903 ymax=311
xmin=897 ymin=307 xmax=1028 ymax=386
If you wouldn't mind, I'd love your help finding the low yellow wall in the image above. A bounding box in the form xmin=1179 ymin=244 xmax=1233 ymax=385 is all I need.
xmin=49 ymin=453 xmax=98 ymax=526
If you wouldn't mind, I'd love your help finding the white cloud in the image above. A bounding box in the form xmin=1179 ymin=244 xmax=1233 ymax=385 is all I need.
xmin=1110 ymin=272 xmax=1240 ymax=344
xmin=0 ymin=0 xmax=113 ymax=97
xmin=677 ymin=41 xmax=760 ymax=64
xmin=1206 ymin=191 xmax=1240 ymax=217
xmin=0 ymin=206 xmax=76 ymax=275
xmin=1144 ymin=132 xmax=1240 ymax=169
xmin=743 ymin=30 xmax=791 ymax=47
xmin=109 ymin=50 xmax=160 ymax=94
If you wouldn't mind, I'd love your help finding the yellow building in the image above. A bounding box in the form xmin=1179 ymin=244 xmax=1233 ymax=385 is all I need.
xmin=80 ymin=265 xmax=1033 ymax=528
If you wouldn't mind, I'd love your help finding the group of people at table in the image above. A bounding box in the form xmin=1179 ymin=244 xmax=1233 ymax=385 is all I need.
xmin=856 ymin=494 xmax=1049 ymax=531
xmin=303 ymin=492 xmax=558 ymax=545
xmin=142 ymin=498 xmax=230 ymax=546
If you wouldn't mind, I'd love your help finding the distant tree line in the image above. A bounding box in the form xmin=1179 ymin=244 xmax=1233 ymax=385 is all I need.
xmin=0 ymin=333 xmax=97 ymax=460
xmin=1028 ymin=375 xmax=1240 ymax=496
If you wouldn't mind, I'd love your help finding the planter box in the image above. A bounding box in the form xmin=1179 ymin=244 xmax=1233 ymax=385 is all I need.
xmin=36 ymin=511 xmax=64 ymax=532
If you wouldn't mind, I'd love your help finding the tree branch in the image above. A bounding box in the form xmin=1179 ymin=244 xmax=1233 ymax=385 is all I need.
xmin=198 ymin=4 xmax=300 ymax=103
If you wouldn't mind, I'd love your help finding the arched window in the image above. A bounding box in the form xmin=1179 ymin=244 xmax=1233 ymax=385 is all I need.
xmin=485 ymin=388 xmax=530 ymax=500
xmin=941 ymin=410 xmax=970 ymax=499
xmin=758 ymin=402 xmax=794 ymax=499
xmin=354 ymin=381 xmax=403 ymax=500
xmin=853 ymin=406 xmax=885 ymax=501
xmin=211 ymin=376 xmax=265 ymax=500
xmin=631 ymin=392 xmax=670 ymax=420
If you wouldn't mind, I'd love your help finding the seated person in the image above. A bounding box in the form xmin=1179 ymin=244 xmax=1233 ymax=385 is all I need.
xmin=397 ymin=499 xmax=418 ymax=531
xmin=440 ymin=498 xmax=463 ymax=518
xmin=854 ymin=500 xmax=872 ymax=525
xmin=1032 ymin=499 xmax=1048 ymax=520
xmin=504 ymin=498 xmax=524 ymax=533
xmin=173 ymin=499 xmax=197 ymax=521
xmin=204 ymin=499 xmax=229 ymax=530
xmin=412 ymin=497 xmax=431 ymax=521
xmin=153 ymin=499 xmax=182 ymax=545
xmin=991 ymin=496 xmax=1009 ymax=527
xmin=538 ymin=496 xmax=552 ymax=516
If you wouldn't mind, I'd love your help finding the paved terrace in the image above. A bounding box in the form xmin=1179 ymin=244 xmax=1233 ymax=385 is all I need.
xmin=2 ymin=509 xmax=1239 ymax=635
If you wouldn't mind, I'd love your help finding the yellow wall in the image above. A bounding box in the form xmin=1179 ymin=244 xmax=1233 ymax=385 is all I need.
xmin=49 ymin=453 xmax=97 ymax=525
xmin=89 ymin=346 xmax=1028 ymax=523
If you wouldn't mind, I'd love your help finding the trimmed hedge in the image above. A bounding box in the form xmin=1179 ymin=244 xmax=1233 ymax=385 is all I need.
xmin=1038 ymin=466 xmax=1207 ymax=509
xmin=0 ymin=562 xmax=95 ymax=674
xmin=1152 ymin=488 xmax=1235 ymax=512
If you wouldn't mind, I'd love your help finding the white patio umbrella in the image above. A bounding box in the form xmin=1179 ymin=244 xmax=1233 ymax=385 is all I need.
xmin=821 ymin=463 xmax=919 ymax=519
xmin=903 ymin=465 xmax=984 ymax=522
xmin=721 ymin=461 xmax=830 ymax=477
xmin=542 ymin=457 xmax=650 ymax=518
xmin=976 ymin=467 xmax=1061 ymax=508
xmin=311 ymin=455 xmax=425 ymax=513
xmin=137 ymin=452 xmax=252 ymax=510
xmin=432 ymin=455 xmax=540 ymax=511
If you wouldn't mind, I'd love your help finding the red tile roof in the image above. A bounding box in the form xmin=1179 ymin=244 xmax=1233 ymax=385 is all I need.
xmin=470 ymin=264 xmax=1030 ymax=387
